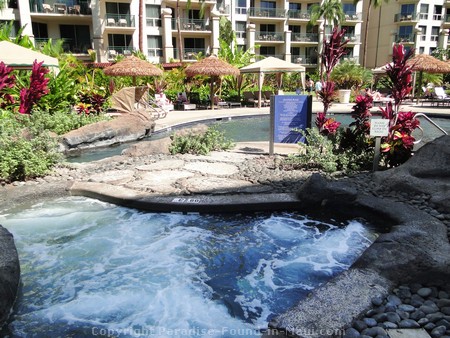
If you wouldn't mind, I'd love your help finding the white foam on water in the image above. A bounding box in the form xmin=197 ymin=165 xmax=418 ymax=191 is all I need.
xmin=1 ymin=198 xmax=377 ymax=338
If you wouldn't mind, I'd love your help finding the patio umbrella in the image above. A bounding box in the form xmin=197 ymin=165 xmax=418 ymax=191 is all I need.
xmin=103 ymin=55 xmax=163 ymax=85
xmin=185 ymin=55 xmax=239 ymax=110
xmin=406 ymin=54 xmax=450 ymax=101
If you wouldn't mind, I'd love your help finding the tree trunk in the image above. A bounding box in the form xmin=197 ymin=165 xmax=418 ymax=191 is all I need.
xmin=176 ymin=0 xmax=183 ymax=61
xmin=138 ymin=0 xmax=143 ymax=52
xmin=362 ymin=0 xmax=372 ymax=67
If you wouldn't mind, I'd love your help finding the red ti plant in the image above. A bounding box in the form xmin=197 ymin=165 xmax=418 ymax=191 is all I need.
xmin=0 ymin=61 xmax=16 ymax=108
xmin=315 ymin=112 xmax=341 ymax=135
xmin=19 ymin=60 xmax=50 ymax=114
xmin=317 ymin=27 xmax=348 ymax=114
xmin=350 ymin=93 xmax=373 ymax=135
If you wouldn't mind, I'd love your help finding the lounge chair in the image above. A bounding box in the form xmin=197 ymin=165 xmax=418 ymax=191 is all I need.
xmin=242 ymin=91 xmax=258 ymax=107
xmin=433 ymin=87 xmax=450 ymax=106
xmin=107 ymin=86 xmax=169 ymax=119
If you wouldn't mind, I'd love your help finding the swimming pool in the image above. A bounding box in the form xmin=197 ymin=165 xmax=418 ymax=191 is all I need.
xmin=1 ymin=197 xmax=377 ymax=337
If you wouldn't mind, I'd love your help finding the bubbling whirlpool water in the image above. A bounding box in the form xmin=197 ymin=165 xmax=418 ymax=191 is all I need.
xmin=1 ymin=197 xmax=377 ymax=338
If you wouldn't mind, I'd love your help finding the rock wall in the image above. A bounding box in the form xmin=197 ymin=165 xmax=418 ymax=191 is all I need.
xmin=60 ymin=111 xmax=155 ymax=153
xmin=0 ymin=226 xmax=20 ymax=328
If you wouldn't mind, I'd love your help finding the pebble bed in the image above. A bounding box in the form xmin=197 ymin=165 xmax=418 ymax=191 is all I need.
xmin=345 ymin=283 xmax=450 ymax=338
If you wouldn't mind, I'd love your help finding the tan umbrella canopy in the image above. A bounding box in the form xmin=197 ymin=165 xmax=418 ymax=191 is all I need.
xmin=104 ymin=55 xmax=163 ymax=85
xmin=185 ymin=55 xmax=239 ymax=109
xmin=406 ymin=54 xmax=450 ymax=100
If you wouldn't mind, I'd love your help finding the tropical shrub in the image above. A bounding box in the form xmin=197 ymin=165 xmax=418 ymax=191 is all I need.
xmin=169 ymin=127 xmax=234 ymax=155
xmin=331 ymin=60 xmax=373 ymax=90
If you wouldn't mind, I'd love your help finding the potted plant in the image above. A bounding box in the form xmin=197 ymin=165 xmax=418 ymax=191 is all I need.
xmin=331 ymin=60 xmax=372 ymax=103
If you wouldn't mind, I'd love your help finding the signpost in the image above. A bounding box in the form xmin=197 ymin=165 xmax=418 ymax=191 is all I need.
xmin=269 ymin=95 xmax=312 ymax=155
xmin=370 ymin=118 xmax=390 ymax=171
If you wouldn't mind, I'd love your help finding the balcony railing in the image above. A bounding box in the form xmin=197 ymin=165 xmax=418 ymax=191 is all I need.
xmin=106 ymin=14 xmax=135 ymax=28
xmin=394 ymin=33 xmax=415 ymax=43
xmin=394 ymin=13 xmax=418 ymax=22
xmin=445 ymin=14 xmax=450 ymax=22
xmin=344 ymin=34 xmax=360 ymax=43
xmin=259 ymin=54 xmax=284 ymax=59
xmin=292 ymin=33 xmax=318 ymax=42
xmin=344 ymin=12 xmax=362 ymax=21
xmin=256 ymin=31 xmax=284 ymax=41
xmin=174 ymin=48 xmax=207 ymax=60
xmin=29 ymin=0 xmax=91 ymax=15
xmin=108 ymin=46 xmax=134 ymax=58
xmin=292 ymin=55 xmax=318 ymax=64
xmin=248 ymin=7 xmax=287 ymax=18
xmin=288 ymin=10 xmax=311 ymax=20
xmin=171 ymin=19 xmax=209 ymax=31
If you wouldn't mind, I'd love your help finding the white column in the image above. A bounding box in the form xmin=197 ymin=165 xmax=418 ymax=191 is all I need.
xmin=247 ymin=23 xmax=256 ymax=56
xmin=91 ymin=0 xmax=105 ymax=62
xmin=439 ymin=29 xmax=449 ymax=50
xmin=161 ymin=8 xmax=173 ymax=62
xmin=284 ymin=30 xmax=291 ymax=62
xmin=210 ymin=11 xmax=220 ymax=55
xmin=17 ymin=0 xmax=33 ymax=41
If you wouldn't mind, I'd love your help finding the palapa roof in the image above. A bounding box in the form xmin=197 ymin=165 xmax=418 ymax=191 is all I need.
xmin=104 ymin=56 xmax=163 ymax=77
xmin=185 ymin=55 xmax=239 ymax=77
xmin=407 ymin=54 xmax=450 ymax=74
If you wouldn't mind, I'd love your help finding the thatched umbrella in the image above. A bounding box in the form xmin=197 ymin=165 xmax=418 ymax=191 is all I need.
xmin=104 ymin=55 xmax=163 ymax=85
xmin=406 ymin=54 xmax=450 ymax=100
xmin=185 ymin=55 xmax=239 ymax=109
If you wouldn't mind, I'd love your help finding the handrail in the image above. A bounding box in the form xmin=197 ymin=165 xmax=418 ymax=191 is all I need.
xmin=413 ymin=113 xmax=448 ymax=144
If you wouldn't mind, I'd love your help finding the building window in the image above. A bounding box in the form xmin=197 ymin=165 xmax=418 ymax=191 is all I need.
xmin=433 ymin=5 xmax=442 ymax=20
xmin=108 ymin=34 xmax=133 ymax=55
xmin=32 ymin=22 xmax=48 ymax=42
xmin=400 ymin=4 xmax=415 ymax=16
xmin=60 ymin=24 xmax=91 ymax=53
xmin=184 ymin=38 xmax=205 ymax=57
xmin=419 ymin=47 xmax=425 ymax=54
xmin=0 ymin=20 xmax=21 ymax=37
xmin=261 ymin=1 xmax=276 ymax=9
xmin=106 ymin=2 xmax=130 ymax=15
xmin=431 ymin=26 xmax=439 ymax=42
xmin=146 ymin=5 xmax=161 ymax=27
xmin=236 ymin=0 xmax=247 ymax=15
xmin=147 ymin=36 xmax=162 ymax=57
xmin=289 ymin=3 xmax=300 ymax=10
xmin=260 ymin=46 xmax=276 ymax=57
xmin=419 ymin=25 xmax=427 ymax=41
xmin=398 ymin=25 xmax=413 ymax=42
xmin=342 ymin=3 xmax=356 ymax=14
xmin=419 ymin=4 xmax=428 ymax=19
xmin=260 ymin=24 xmax=276 ymax=32
xmin=236 ymin=21 xmax=246 ymax=39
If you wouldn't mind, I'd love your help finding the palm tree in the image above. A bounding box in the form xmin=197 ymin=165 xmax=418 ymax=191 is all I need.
xmin=354 ymin=0 xmax=389 ymax=67
xmin=309 ymin=0 xmax=345 ymax=78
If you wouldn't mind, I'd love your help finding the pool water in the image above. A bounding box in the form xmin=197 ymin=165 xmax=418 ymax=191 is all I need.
xmin=66 ymin=114 xmax=449 ymax=163
xmin=1 ymin=197 xmax=377 ymax=337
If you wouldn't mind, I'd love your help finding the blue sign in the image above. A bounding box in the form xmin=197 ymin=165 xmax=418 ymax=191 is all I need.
xmin=270 ymin=95 xmax=312 ymax=143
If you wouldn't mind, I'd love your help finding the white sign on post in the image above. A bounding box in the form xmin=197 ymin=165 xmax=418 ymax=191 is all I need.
xmin=370 ymin=118 xmax=390 ymax=172
xmin=370 ymin=119 xmax=390 ymax=137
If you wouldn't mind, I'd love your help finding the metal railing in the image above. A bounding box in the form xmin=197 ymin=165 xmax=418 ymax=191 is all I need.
xmin=30 ymin=0 xmax=91 ymax=14
xmin=394 ymin=13 xmax=418 ymax=22
xmin=292 ymin=33 xmax=319 ymax=42
xmin=445 ymin=14 xmax=450 ymax=22
xmin=248 ymin=7 xmax=287 ymax=18
xmin=293 ymin=55 xmax=318 ymax=64
xmin=255 ymin=31 xmax=284 ymax=41
xmin=105 ymin=14 xmax=135 ymax=27
xmin=413 ymin=113 xmax=448 ymax=145
xmin=344 ymin=34 xmax=361 ymax=43
xmin=288 ymin=10 xmax=311 ymax=20
xmin=174 ymin=48 xmax=207 ymax=60
xmin=394 ymin=33 xmax=415 ymax=43
xmin=108 ymin=46 xmax=134 ymax=58
xmin=344 ymin=12 xmax=362 ymax=20
xmin=171 ymin=19 xmax=209 ymax=31
xmin=259 ymin=54 xmax=284 ymax=59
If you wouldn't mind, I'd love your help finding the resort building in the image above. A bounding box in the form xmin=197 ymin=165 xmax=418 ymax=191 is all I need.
xmin=0 ymin=0 xmax=448 ymax=69
xmin=364 ymin=0 xmax=450 ymax=68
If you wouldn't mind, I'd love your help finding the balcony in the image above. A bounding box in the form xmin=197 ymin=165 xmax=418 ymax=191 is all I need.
xmin=288 ymin=10 xmax=311 ymax=20
xmin=248 ymin=7 xmax=287 ymax=19
xmin=171 ymin=19 xmax=210 ymax=32
xmin=259 ymin=54 xmax=284 ymax=59
xmin=292 ymin=55 xmax=318 ymax=65
xmin=394 ymin=13 xmax=419 ymax=22
xmin=292 ymin=33 xmax=318 ymax=43
xmin=30 ymin=0 xmax=91 ymax=15
xmin=174 ymin=48 xmax=207 ymax=61
xmin=108 ymin=46 xmax=134 ymax=59
xmin=344 ymin=34 xmax=360 ymax=43
xmin=105 ymin=14 xmax=135 ymax=28
xmin=394 ymin=33 xmax=416 ymax=43
xmin=344 ymin=12 xmax=362 ymax=21
xmin=255 ymin=31 xmax=284 ymax=42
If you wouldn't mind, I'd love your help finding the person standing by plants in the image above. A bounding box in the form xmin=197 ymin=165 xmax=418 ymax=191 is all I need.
xmin=314 ymin=80 xmax=322 ymax=99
